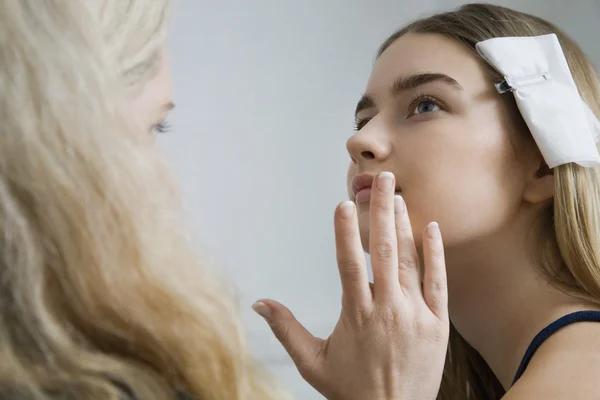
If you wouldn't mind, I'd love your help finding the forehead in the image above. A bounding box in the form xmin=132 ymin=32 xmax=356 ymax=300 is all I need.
xmin=366 ymin=32 xmax=492 ymax=96
xmin=141 ymin=45 xmax=173 ymax=104
xmin=129 ymin=45 xmax=173 ymax=120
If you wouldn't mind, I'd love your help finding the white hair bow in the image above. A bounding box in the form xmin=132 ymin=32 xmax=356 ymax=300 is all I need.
xmin=476 ymin=33 xmax=600 ymax=168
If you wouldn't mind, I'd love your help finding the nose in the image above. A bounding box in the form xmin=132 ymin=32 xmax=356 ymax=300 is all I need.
xmin=346 ymin=119 xmax=392 ymax=165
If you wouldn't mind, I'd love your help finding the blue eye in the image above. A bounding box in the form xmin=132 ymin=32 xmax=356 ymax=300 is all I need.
xmin=413 ymin=100 xmax=441 ymax=115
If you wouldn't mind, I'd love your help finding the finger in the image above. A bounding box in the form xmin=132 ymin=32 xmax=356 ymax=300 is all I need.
xmin=369 ymin=171 xmax=399 ymax=301
xmin=394 ymin=195 xmax=422 ymax=297
xmin=252 ymin=299 xmax=324 ymax=373
xmin=334 ymin=201 xmax=371 ymax=309
xmin=422 ymin=222 xmax=448 ymax=320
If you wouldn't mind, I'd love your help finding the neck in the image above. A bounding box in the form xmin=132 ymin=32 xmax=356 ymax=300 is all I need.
xmin=444 ymin=219 xmax=596 ymax=389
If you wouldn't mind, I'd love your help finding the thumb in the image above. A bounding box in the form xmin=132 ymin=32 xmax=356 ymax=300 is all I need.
xmin=252 ymin=299 xmax=324 ymax=373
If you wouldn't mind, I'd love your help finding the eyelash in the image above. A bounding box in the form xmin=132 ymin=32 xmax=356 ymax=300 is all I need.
xmin=153 ymin=120 xmax=172 ymax=134
xmin=353 ymin=94 xmax=445 ymax=131
xmin=354 ymin=118 xmax=369 ymax=132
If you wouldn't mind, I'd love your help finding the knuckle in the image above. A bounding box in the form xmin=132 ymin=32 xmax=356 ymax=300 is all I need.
xmin=341 ymin=299 xmax=370 ymax=325
xmin=428 ymin=239 xmax=445 ymax=259
xmin=430 ymin=247 xmax=445 ymax=262
xmin=411 ymin=315 xmax=448 ymax=342
xmin=341 ymin=294 xmax=353 ymax=310
xmin=373 ymin=240 xmax=395 ymax=261
xmin=372 ymin=196 xmax=393 ymax=212
xmin=411 ymin=317 xmax=431 ymax=338
xmin=355 ymin=309 xmax=371 ymax=327
xmin=340 ymin=269 xmax=363 ymax=287
xmin=375 ymin=304 xmax=403 ymax=327
xmin=427 ymin=296 xmax=443 ymax=314
xmin=398 ymin=255 xmax=418 ymax=270
xmin=340 ymin=308 xmax=358 ymax=330
xmin=338 ymin=258 xmax=363 ymax=275
xmin=430 ymin=277 xmax=447 ymax=294
xmin=337 ymin=221 xmax=355 ymax=236
xmin=427 ymin=319 xmax=449 ymax=343
xmin=271 ymin=321 xmax=290 ymax=343
xmin=396 ymin=227 xmax=412 ymax=240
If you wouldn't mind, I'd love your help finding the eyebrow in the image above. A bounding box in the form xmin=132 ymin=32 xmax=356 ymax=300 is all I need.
xmin=354 ymin=73 xmax=463 ymax=118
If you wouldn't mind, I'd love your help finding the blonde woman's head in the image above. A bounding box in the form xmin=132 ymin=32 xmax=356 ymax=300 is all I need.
xmin=348 ymin=3 xmax=600 ymax=399
xmin=94 ymin=0 xmax=175 ymax=137
xmin=0 ymin=1 xmax=286 ymax=399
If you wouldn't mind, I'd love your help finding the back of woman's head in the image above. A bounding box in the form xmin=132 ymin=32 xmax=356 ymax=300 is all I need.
xmin=378 ymin=3 xmax=600 ymax=399
xmin=0 ymin=1 xmax=285 ymax=399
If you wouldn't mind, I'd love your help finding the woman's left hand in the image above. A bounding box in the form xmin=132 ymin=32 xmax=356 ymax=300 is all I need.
xmin=253 ymin=172 xmax=449 ymax=400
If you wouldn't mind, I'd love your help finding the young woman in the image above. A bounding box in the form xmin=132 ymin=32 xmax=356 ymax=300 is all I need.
xmin=259 ymin=3 xmax=600 ymax=399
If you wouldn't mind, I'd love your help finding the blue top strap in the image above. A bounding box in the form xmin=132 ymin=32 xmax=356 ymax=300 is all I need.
xmin=512 ymin=310 xmax=600 ymax=385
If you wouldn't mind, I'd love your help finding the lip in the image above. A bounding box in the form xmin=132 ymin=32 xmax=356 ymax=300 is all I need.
xmin=351 ymin=173 xmax=401 ymax=204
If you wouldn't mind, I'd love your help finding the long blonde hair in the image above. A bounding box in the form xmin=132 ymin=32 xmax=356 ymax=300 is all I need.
xmin=0 ymin=1 xmax=286 ymax=399
xmin=378 ymin=3 xmax=600 ymax=399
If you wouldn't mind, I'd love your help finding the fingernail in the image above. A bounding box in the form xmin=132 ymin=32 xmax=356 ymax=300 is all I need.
xmin=340 ymin=201 xmax=355 ymax=218
xmin=394 ymin=195 xmax=405 ymax=213
xmin=427 ymin=222 xmax=440 ymax=239
xmin=252 ymin=301 xmax=272 ymax=319
xmin=378 ymin=171 xmax=394 ymax=191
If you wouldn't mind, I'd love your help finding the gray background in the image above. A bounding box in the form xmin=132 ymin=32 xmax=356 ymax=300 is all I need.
xmin=161 ymin=1 xmax=600 ymax=398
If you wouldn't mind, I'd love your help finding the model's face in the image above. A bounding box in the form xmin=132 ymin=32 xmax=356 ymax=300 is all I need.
xmin=130 ymin=44 xmax=174 ymax=137
xmin=346 ymin=33 xmax=534 ymax=252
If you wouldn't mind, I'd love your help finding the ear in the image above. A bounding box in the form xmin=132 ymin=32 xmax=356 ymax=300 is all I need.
xmin=523 ymin=159 xmax=554 ymax=204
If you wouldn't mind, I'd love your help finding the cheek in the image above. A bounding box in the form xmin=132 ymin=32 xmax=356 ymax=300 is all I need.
xmin=407 ymin=175 xmax=521 ymax=247
xmin=357 ymin=117 xmax=526 ymax=253
xmin=400 ymin=123 xmax=525 ymax=247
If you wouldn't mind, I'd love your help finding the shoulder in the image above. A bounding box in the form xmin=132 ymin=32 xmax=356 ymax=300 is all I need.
xmin=504 ymin=321 xmax=600 ymax=399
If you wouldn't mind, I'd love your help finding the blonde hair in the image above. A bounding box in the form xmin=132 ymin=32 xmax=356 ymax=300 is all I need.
xmin=0 ymin=1 xmax=286 ymax=399
xmin=378 ymin=3 xmax=600 ymax=399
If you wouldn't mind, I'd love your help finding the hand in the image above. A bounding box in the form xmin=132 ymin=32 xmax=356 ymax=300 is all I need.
xmin=252 ymin=172 xmax=449 ymax=400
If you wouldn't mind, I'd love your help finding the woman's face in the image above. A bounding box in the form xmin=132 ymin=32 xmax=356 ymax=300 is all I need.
xmin=346 ymin=33 xmax=536 ymax=252
xmin=130 ymin=44 xmax=174 ymax=136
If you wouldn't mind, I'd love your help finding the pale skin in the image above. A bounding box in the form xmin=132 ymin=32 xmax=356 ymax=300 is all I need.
xmin=257 ymin=32 xmax=600 ymax=398
xmin=130 ymin=45 xmax=175 ymax=137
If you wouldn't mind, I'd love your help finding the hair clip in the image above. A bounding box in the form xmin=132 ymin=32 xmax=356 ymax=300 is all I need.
xmin=495 ymin=73 xmax=552 ymax=94
xmin=476 ymin=34 xmax=600 ymax=168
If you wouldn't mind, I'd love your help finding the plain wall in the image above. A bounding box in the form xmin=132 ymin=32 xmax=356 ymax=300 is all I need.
xmin=161 ymin=1 xmax=600 ymax=398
